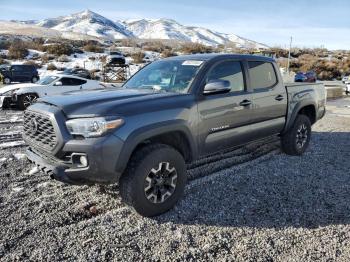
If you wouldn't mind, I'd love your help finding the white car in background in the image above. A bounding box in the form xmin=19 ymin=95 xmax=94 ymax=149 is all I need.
xmin=0 ymin=74 xmax=103 ymax=110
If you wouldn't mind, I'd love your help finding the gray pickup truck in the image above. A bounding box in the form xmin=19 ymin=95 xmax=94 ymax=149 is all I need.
xmin=24 ymin=54 xmax=326 ymax=216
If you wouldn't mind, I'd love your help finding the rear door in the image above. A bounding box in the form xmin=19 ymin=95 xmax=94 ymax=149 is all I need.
xmin=248 ymin=61 xmax=288 ymax=138
xmin=197 ymin=60 xmax=254 ymax=155
xmin=22 ymin=65 xmax=34 ymax=81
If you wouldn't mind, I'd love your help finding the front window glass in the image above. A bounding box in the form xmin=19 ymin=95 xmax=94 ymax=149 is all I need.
xmin=206 ymin=61 xmax=245 ymax=93
xmin=36 ymin=76 xmax=59 ymax=85
xmin=124 ymin=59 xmax=204 ymax=93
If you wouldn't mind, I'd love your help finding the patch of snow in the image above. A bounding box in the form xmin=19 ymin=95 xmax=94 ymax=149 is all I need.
xmin=27 ymin=166 xmax=39 ymax=175
xmin=37 ymin=182 xmax=51 ymax=188
xmin=11 ymin=187 xmax=24 ymax=192
xmin=0 ymin=141 xmax=25 ymax=149
xmin=13 ymin=153 xmax=27 ymax=160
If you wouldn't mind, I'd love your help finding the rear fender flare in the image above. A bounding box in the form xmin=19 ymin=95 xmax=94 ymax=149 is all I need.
xmin=284 ymin=100 xmax=316 ymax=133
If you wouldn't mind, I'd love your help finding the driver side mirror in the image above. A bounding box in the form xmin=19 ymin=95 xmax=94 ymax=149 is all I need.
xmin=54 ymin=81 xmax=62 ymax=86
xmin=203 ymin=80 xmax=231 ymax=95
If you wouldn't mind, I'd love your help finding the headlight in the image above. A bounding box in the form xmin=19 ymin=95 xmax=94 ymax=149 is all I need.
xmin=2 ymin=88 xmax=19 ymax=96
xmin=66 ymin=117 xmax=124 ymax=138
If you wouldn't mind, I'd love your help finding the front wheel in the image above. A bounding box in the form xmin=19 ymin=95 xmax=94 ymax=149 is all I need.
xmin=281 ymin=115 xmax=311 ymax=156
xmin=18 ymin=93 xmax=38 ymax=110
xmin=120 ymin=144 xmax=186 ymax=217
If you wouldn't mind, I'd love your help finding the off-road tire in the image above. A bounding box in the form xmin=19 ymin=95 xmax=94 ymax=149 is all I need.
xmin=281 ymin=114 xmax=311 ymax=156
xmin=119 ymin=144 xmax=186 ymax=217
xmin=18 ymin=93 xmax=38 ymax=110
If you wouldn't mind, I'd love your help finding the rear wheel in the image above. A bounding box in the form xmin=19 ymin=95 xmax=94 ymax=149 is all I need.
xmin=18 ymin=93 xmax=38 ymax=110
xmin=31 ymin=76 xmax=38 ymax=83
xmin=119 ymin=144 xmax=186 ymax=217
xmin=3 ymin=77 xmax=11 ymax=85
xmin=281 ymin=115 xmax=311 ymax=155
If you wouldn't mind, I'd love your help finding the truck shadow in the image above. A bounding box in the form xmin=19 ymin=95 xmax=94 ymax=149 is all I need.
xmin=155 ymin=131 xmax=350 ymax=229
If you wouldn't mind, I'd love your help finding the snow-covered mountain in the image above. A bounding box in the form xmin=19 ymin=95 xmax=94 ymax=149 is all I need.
xmin=35 ymin=10 xmax=133 ymax=40
xmin=125 ymin=18 xmax=267 ymax=49
xmin=12 ymin=10 xmax=267 ymax=49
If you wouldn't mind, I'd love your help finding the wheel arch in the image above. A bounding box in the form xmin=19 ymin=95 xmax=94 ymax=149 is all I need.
xmin=115 ymin=121 xmax=197 ymax=175
xmin=284 ymin=101 xmax=317 ymax=133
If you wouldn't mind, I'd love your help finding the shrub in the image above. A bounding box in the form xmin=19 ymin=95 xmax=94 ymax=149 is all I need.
xmin=120 ymin=39 xmax=138 ymax=47
xmin=24 ymin=60 xmax=42 ymax=69
xmin=179 ymin=43 xmax=214 ymax=54
xmin=0 ymin=58 xmax=9 ymax=65
xmin=131 ymin=52 xmax=145 ymax=64
xmin=57 ymin=55 xmax=71 ymax=62
xmin=45 ymin=43 xmax=73 ymax=56
xmin=8 ymin=42 xmax=29 ymax=59
xmin=40 ymin=54 xmax=55 ymax=63
xmin=47 ymin=63 xmax=57 ymax=70
xmin=142 ymin=41 xmax=170 ymax=53
xmin=0 ymin=40 xmax=11 ymax=50
xmin=83 ymin=44 xmax=104 ymax=53
xmin=161 ymin=50 xmax=177 ymax=58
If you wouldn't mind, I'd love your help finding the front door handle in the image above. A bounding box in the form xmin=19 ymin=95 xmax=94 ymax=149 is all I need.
xmin=275 ymin=95 xmax=284 ymax=101
xmin=239 ymin=99 xmax=252 ymax=106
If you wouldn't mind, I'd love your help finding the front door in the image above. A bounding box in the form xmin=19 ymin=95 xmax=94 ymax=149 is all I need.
xmin=50 ymin=77 xmax=87 ymax=95
xmin=197 ymin=60 xmax=254 ymax=156
xmin=10 ymin=65 xmax=24 ymax=82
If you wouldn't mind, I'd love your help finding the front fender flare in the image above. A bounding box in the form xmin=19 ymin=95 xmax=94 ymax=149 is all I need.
xmin=114 ymin=120 xmax=197 ymax=174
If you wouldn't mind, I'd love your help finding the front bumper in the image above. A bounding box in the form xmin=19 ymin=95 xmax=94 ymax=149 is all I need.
xmin=26 ymin=133 xmax=125 ymax=185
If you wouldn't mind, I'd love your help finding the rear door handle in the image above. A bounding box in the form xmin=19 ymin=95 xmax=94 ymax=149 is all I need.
xmin=275 ymin=95 xmax=284 ymax=101
xmin=239 ymin=99 xmax=252 ymax=106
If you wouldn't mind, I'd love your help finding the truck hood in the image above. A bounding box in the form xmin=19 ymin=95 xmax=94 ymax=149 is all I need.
xmin=38 ymin=88 xmax=183 ymax=117
xmin=0 ymin=83 xmax=40 ymax=95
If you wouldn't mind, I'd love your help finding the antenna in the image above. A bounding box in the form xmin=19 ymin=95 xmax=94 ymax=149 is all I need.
xmin=287 ymin=36 xmax=292 ymax=73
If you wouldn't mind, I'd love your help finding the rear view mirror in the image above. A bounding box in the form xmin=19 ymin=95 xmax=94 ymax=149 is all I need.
xmin=203 ymin=80 xmax=231 ymax=95
xmin=55 ymin=81 xmax=62 ymax=86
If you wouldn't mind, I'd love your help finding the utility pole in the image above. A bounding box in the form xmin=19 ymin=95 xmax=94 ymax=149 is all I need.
xmin=287 ymin=36 xmax=292 ymax=73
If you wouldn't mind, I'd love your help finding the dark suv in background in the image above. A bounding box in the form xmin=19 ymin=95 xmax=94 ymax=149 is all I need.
xmin=295 ymin=71 xmax=317 ymax=83
xmin=0 ymin=64 xmax=39 ymax=84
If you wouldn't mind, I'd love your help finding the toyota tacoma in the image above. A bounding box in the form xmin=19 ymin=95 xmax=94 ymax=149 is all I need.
xmin=24 ymin=54 xmax=326 ymax=217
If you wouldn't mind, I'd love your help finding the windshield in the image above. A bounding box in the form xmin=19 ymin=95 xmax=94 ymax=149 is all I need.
xmin=123 ymin=59 xmax=204 ymax=93
xmin=63 ymin=68 xmax=73 ymax=74
xmin=0 ymin=65 xmax=9 ymax=71
xmin=36 ymin=76 xmax=59 ymax=85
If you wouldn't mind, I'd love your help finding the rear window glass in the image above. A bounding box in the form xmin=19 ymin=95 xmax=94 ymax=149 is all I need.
xmin=248 ymin=61 xmax=277 ymax=89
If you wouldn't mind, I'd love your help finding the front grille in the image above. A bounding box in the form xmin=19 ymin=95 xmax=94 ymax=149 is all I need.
xmin=23 ymin=110 xmax=58 ymax=151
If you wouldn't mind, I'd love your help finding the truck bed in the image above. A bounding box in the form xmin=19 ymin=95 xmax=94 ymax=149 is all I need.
xmin=284 ymin=82 xmax=326 ymax=131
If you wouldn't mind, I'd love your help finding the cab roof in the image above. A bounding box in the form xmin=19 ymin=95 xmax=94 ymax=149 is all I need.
xmin=163 ymin=53 xmax=275 ymax=62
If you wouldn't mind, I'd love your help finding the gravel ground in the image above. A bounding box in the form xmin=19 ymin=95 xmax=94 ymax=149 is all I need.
xmin=1 ymin=98 xmax=350 ymax=261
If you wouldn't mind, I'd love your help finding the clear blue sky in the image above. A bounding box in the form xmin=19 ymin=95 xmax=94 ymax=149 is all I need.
xmin=0 ymin=0 xmax=349 ymax=50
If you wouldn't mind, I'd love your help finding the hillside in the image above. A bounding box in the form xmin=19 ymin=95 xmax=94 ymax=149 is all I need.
xmin=7 ymin=10 xmax=268 ymax=49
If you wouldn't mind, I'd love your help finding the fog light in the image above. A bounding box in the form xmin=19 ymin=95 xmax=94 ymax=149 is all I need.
xmin=71 ymin=153 xmax=88 ymax=168
xmin=79 ymin=155 xmax=88 ymax=167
